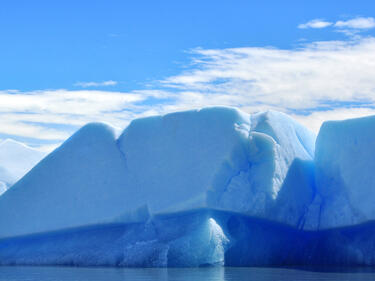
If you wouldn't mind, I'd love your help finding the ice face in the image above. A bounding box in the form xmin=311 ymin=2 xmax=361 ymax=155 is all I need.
xmin=210 ymin=111 xmax=316 ymax=227
xmin=2 ymin=209 xmax=375 ymax=267
xmin=117 ymin=107 xmax=252 ymax=214
xmin=315 ymin=115 xmax=375 ymax=228
xmin=0 ymin=210 xmax=229 ymax=267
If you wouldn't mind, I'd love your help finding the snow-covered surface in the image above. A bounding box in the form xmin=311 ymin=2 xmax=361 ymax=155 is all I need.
xmin=315 ymin=115 xmax=375 ymax=228
xmin=0 ymin=139 xmax=46 ymax=195
xmin=0 ymin=107 xmax=316 ymax=238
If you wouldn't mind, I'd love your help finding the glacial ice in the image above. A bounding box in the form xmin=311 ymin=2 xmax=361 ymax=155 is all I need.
xmin=2 ymin=106 xmax=375 ymax=267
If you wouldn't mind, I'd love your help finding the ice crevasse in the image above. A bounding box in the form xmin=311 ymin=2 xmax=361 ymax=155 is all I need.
xmin=1 ymin=106 xmax=375 ymax=267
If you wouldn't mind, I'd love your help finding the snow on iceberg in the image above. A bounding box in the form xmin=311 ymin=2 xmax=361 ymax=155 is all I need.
xmin=315 ymin=115 xmax=375 ymax=229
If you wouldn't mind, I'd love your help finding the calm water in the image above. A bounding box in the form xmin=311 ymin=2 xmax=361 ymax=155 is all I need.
xmin=1 ymin=266 xmax=375 ymax=281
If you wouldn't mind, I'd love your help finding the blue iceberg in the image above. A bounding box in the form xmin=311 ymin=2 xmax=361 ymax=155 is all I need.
xmin=0 ymin=107 xmax=374 ymax=267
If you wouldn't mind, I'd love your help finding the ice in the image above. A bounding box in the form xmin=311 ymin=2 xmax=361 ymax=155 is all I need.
xmin=315 ymin=115 xmax=375 ymax=228
xmin=2 ymin=209 xmax=375 ymax=267
xmin=117 ymin=107 xmax=252 ymax=214
xmin=212 ymin=111 xmax=316 ymax=226
xmin=3 ymin=107 xmax=375 ymax=266
xmin=0 ymin=123 xmax=130 ymax=237
xmin=119 ymin=108 xmax=316 ymax=226
xmin=0 ymin=210 xmax=228 ymax=267
xmin=0 ymin=107 xmax=316 ymax=238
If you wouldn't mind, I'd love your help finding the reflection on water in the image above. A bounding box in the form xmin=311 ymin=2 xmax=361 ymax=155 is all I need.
xmin=1 ymin=266 xmax=375 ymax=281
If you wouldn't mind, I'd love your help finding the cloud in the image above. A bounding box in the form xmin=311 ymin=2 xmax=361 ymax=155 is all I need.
xmin=298 ymin=19 xmax=332 ymax=29
xmin=0 ymin=89 xmax=172 ymax=143
xmin=161 ymin=37 xmax=375 ymax=132
xmin=291 ymin=107 xmax=375 ymax=134
xmin=298 ymin=17 xmax=375 ymax=37
xmin=3 ymin=36 xmax=375 ymax=148
xmin=74 ymin=80 xmax=118 ymax=87
xmin=164 ymin=38 xmax=375 ymax=110
xmin=335 ymin=17 xmax=375 ymax=29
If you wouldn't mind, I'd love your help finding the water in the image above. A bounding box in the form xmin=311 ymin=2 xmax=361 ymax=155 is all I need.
xmin=1 ymin=266 xmax=375 ymax=281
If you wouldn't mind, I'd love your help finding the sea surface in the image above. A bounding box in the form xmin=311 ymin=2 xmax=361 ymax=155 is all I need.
xmin=1 ymin=266 xmax=375 ymax=281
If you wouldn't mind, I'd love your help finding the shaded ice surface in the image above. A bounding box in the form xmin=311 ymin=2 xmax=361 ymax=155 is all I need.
xmin=0 ymin=139 xmax=46 ymax=195
xmin=2 ymin=209 xmax=375 ymax=267
xmin=1 ymin=106 xmax=375 ymax=267
xmin=315 ymin=115 xmax=375 ymax=229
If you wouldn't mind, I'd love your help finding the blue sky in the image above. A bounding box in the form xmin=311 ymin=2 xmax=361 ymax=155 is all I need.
xmin=1 ymin=0 xmax=375 ymax=150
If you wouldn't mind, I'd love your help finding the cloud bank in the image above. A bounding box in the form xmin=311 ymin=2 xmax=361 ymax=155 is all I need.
xmin=2 ymin=18 xmax=375 ymax=149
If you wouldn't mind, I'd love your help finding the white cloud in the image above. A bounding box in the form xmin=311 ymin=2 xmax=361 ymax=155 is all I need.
xmin=335 ymin=17 xmax=375 ymax=29
xmin=0 ymin=89 xmax=171 ymax=142
xmin=3 ymin=36 xmax=375 ymax=146
xmin=292 ymin=108 xmax=375 ymax=134
xmin=298 ymin=19 xmax=332 ymax=29
xmin=164 ymin=38 xmax=375 ymax=111
xmin=74 ymin=80 xmax=118 ymax=87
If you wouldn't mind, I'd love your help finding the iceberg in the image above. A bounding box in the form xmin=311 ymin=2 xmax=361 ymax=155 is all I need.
xmin=0 ymin=107 xmax=316 ymax=239
xmin=4 ymin=106 xmax=375 ymax=267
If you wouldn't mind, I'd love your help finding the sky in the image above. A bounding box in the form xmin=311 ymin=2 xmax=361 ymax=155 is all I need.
xmin=1 ymin=0 xmax=375 ymax=151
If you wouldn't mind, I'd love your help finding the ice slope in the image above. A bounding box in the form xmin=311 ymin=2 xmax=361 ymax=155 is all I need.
xmin=315 ymin=115 xmax=375 ymax=228
xmin=0 ymin=123 xmax=132 ymax=238
xmin=0 ymin=107 xmax=316 ymax=238
xmin=0 ymin=139 xmax=46 ymax=193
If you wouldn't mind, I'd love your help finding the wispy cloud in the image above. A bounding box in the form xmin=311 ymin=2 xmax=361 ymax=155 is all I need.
xmin=74 ymin=80 xmax=118 ymax=87
xmin=298 ymin=16 xmax=375 ymax=36
xmin=161 ymin=37 xmax=375 ymax=132
xmin=0 ymin=89 xmax=171 ymax=143
xmin=335 ymin=17 xmax=375 ymax=29
xmin=298 ymin=19 xmax=332 ymax=29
